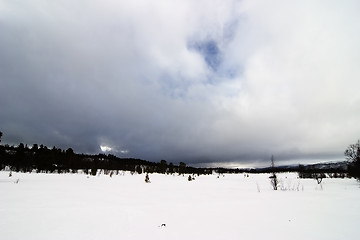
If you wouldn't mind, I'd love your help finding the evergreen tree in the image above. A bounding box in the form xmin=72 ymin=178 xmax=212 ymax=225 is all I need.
xmin=158 ymin=160 xmax=167 ymax=173
xmin=179 ymin=162 xmax=186 ymax=175
xmin=136 ymin=165 xmax=143 ymax=174
xmin=168 ymin=162 xmax=174 ymax=174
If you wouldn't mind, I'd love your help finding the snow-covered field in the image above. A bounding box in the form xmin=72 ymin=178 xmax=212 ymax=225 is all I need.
xmin=1 ymin=171 xmax=360 ymax=240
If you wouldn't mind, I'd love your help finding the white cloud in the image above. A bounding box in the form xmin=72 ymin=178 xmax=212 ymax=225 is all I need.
xmin=1 ymin=0 xmax=360 ymax=165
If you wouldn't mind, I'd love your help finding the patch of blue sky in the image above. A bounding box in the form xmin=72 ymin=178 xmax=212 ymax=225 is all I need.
xmin=187 ymin=23 xmax=242 ymax=82
xmin=188 ymin=39 xmax=222 ymax=72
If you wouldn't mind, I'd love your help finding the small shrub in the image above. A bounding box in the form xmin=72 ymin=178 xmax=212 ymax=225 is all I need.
xmin=145 ymin=173 xmax=151 ymax=183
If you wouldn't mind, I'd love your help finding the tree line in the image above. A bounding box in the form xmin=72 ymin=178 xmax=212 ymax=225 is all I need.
xmin=0 ymin=132 xmax=217 ymax=175
xmin=1 ymin=131 xmax=359 ymax=178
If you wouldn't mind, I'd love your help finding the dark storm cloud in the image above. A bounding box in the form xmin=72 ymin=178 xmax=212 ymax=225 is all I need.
xmin=1 ymin=0 xmax=360 ymax=166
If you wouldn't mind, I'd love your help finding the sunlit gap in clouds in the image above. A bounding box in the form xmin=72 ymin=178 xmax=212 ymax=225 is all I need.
xmin=100 ymin=145 xmax=112 ymax=152
xmin=100 ymin=145 xmax=129 ymax=155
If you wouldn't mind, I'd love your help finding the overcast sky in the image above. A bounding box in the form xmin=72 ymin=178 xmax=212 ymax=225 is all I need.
xmin=1 ymin=0 xmax=360 ymax=167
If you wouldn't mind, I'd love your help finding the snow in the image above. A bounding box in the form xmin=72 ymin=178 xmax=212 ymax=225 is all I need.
xmin=1 ymin=171 xmax=360 ymax=240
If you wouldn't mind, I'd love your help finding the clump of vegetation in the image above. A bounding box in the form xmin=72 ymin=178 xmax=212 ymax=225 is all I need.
xmin=314 ymin=173 xmax=325 ymax=184
xmin=188 ymin=175 xmax=195 ymax=181
xmin=145 ymin=173 xmax=151 ymax=183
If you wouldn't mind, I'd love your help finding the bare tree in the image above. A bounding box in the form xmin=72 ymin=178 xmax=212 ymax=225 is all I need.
xmin=345 ymin=140 xmax=360 ymax=178
xmin=270 ymin=155 xmax=278 ymax=190
xmin=345 ymin=140 xmax=360 ymax=165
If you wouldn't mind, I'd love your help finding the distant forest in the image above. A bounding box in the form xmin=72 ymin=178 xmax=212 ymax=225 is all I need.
xmin=0 ymin=131 xmax=358 ymax=179
xmin=0 ymin=132 xmax=216 ymax=175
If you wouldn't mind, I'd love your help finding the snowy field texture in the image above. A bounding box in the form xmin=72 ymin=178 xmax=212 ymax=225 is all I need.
xmin=1 ymin=171 xmax=360 ymax=240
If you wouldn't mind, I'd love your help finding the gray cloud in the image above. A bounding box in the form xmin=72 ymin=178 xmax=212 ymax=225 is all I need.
xmin=1 ymin=0 xmax=360 ymax=166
